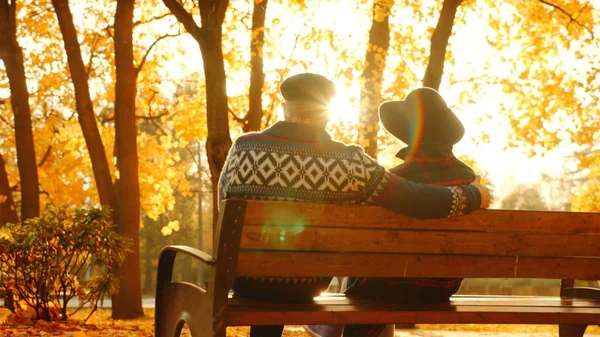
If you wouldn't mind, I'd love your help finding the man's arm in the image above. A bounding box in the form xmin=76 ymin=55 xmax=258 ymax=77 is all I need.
xmin=374 ymin=172 xmax=482 ymax=218
xmin=360 ymin=153 xmax=486 ymax=218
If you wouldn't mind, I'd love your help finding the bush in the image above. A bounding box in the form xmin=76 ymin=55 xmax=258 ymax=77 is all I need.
xmin=0 ymin=205 xmax=127 ymax=321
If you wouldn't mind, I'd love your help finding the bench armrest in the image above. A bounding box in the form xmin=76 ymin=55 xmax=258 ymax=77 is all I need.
xmin=156 ymin=245 xmax=215 ymax=285
xmin=161 ymin=245 xmax=216 ymax=265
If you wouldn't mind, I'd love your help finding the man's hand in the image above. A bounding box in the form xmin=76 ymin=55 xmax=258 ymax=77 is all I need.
xmin=470 ymin=176 xmax=491 ymax=209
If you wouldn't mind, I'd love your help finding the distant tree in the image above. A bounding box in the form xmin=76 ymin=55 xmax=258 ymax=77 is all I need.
xmin=0 ymin=152 xmax=17 ymax=225
xmin=0 ymin=0 xmax=40 ymax=220
xmin=51 ymin=0 xmax=117 ymax=216
xmin=358 ymin=0 xmax=393 ymax=157
xmin=110 ymin=0 xmax=144 ymax=319
xmin=422 ymin=0 xmax=463 ymax=90
xmin=161 ymin=0 xmax=232 ymax=234
xmin=501 ymin=184 xmax=549 ymax=211
xmin=243 ymin=0 xmax=268 ymax=132
xmin=482 ymin=0 xmax=598 ymax=163
xmin=571 ymin=181 xmax=600 ymax=212
xmin=161 ymin=0 xmax=272 ymax=233
xmin=571 ymin=165 xmax=600 ymax=212
xmin=359 ymin=0 xmax=465 ymax=157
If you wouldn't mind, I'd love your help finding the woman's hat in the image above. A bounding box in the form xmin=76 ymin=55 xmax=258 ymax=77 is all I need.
xmin=378 ymin=87 xmax=465 ymax=146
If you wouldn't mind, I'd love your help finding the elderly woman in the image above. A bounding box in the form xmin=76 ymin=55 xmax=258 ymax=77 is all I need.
xmin=307 ymin=87 xmax=481 ymax=337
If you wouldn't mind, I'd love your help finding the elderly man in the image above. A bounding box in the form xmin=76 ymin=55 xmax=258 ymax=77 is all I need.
xmin=218 ymin=73 xmax=490 ymax=337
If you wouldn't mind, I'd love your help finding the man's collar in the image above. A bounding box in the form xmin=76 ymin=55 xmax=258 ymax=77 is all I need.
xmin=262 ymin=121 xmax=332 ymax=143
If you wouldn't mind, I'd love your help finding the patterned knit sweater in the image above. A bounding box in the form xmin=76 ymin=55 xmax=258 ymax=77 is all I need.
xmin=218 ymin=121 xmax=481 ymax=218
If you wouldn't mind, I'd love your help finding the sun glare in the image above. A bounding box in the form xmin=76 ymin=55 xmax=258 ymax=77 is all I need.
xmin=329 ymin=83 xmax=359 ymax=124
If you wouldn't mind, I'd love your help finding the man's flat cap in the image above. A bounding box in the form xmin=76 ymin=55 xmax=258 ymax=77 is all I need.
xmin=280 ymin=73 xmax=336 ymax=104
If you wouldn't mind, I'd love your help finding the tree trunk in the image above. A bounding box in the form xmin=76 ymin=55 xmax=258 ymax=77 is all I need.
xmin=0 ymin=152 xmax=17 ymax=312
xmin=0 ymin=152 xmax=18 ymax=225
xmin=197 ymin=0 xmax=232 ymax=238
xmin=111 ymin=0 xmax=143 ymax=319
xmin=0 ymin=0 xmax=40 ymax=220
xmin=0 ymin=150 xmax=17 ymax=302
xmin=358 ymin=0 xmax=393 ymax=158
xmin=197 ymin=142 xmax=204 ymax=250
xmin=161 ymin=0 xmax=232 ymax=237
xmin=243 ymin=0 xmax=268 ymax=132
xmin=422 ymin=0 xmax=463 ymax=90
xmin=142 ymin=221 xmax=154 ymax=295
xmin=203 ymin=43 xmax=232 ymax=239
xmin=51 ymin=0 xmax=117 ymax=214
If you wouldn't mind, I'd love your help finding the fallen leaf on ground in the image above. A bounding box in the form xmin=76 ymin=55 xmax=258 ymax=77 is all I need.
xmin=1 ymin=309 xmax=599 ymax=336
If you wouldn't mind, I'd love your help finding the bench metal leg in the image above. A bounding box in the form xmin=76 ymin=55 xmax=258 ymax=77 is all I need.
xmin=155 ymin=316 xmax=185 ymax=337
xmin=559 ymin=324 xmax=587 ymax=337
xmin=559 ymin=280 xmax=596 ymax=336
xmin=155 ymin=282 xmax=213 ymax=337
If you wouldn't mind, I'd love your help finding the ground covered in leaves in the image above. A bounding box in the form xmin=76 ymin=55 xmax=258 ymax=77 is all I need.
xmin=1 ymin=308 xmax=600 ymax=337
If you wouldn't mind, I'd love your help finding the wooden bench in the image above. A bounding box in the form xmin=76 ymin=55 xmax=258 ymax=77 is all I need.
xmin=155 ymin=199 xmax=600 ymax=337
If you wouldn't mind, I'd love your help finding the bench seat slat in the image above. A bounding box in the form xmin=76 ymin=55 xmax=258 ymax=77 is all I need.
xmin=241 ymin=226 xmax=600 ymax=258
xmin=229 ymin=294 xmax=600 ymax=308
xmin=225 ymin=296 xmax=600 ymax=326
xmin=237 ymin=252 xmax=600 ymax=280
xmin=243 ymin=201 xmax=600 ymax=234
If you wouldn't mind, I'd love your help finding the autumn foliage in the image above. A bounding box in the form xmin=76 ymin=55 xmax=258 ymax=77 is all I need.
xmin=0 ymin=206 xmax=127 ymax=322
xmin=0 ymin=0 xmax=599 ymax=323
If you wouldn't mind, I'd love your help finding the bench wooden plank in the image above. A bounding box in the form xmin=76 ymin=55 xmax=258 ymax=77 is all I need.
xmin=242 ymin=201 xmax=600 ymax=234
xmin=241 ymin=226 xmax=600 ymax=258
xmin=155 ymin=200 xmax=600 ymax=337
xmin=225 ymin=296 xmax=600 ymax=326
xmin=237 ymin=252 xmax=600 ymax=280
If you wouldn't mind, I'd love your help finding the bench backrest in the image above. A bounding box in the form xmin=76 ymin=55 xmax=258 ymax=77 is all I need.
xmin=216 ymin=200 xmax=600 ymax=280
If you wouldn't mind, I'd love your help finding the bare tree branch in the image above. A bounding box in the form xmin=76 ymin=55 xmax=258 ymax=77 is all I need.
xmin=37 ymin=145 xmax=52 ymax=167
xmin=133 ymin=12 xmax=172 ymax=27
xmin=137 ymin=111 xmax=170 ymax=120
xmin=100 ymin=111 xmax=171 ymax=122
xmin=570 ymin=144 xmax=600 ymax=157
xmin=135 ymin=33 xmax=180 ymax=74
xmin=161 ymin=0 xmax=206 ymax=49
xmin=148 ymin=116 xmax=168 ymax=135
xmin=39 ymin=189 xmax=55 ymax=205
xmin=103 ymin=25 xmax=114 ymax=40
xmin=85 ymin=34 xmax=100 ymax=75
xmin=572 ymin=0 xmax=591 ymax=21
xmin=141 ymin=89 xmax=170 ymax=135
xmin=538 ymin=0 xmax=594 ymax=39
xmin=98 ymin=114 xmax=114 ymax=123
xmin=237 ymin=1 xmax=252 ymax=30
xmin=146 ymin=89 xmax=158 ymax=117
xmin=185 ymin=143 xmax=202 ymax=170
xmin=0 ymin=113 xmax=13 ymax=129
xmin=228 ymin=106 xmax=244 ymax=123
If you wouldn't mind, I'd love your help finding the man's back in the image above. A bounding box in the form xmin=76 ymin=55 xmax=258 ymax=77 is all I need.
xmin=219 ymin=121 xmax=388 ymax=205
